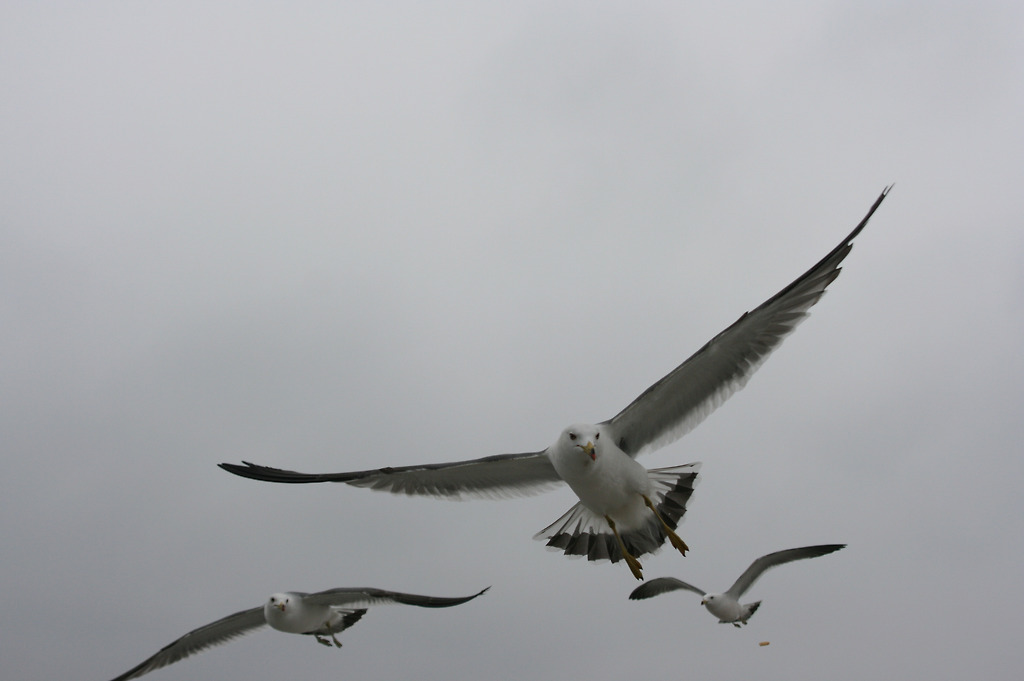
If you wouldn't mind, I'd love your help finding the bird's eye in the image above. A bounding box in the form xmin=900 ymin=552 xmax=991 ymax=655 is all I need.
xmin=270 ymin=597 xmax=276 ymax=603
xmin=595 ymin=432 xmax=600 ymax=440
xmin=569 ymin=433 xmax=577 ymax=441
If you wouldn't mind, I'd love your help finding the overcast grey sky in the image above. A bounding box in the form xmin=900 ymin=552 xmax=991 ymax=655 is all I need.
xmin=3 ymin=2 xmax=1022 ymax=680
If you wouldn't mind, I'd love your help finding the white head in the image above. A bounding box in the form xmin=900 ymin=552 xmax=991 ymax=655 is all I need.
xmin=265 ymin=593 xmax=292 ymax=616
xmin=700 ymin=592 xmax=745 ymax=622
xmin=268 ymin=589 xmax=292 ymax=606
xmin=558 ymin=424 xmax=602 ymax=462
xmin=264 ymin=592 xmax=314 ymax=634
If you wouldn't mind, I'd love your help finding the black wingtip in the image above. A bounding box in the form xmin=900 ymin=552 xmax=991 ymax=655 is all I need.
xmin=460 ymin=586 xmax=491 ymax=603
xmin=627 ymin=587 xmax=647 ymax=601
xmin=217 ymin=461 xmax=250 ymax=475
xmin=217 ymin=461 xmax=301 ymax=482
xmin=866 ymin=183 xmax=894 ymax=221
xmin=847 ymin=184 xmax=893 ymax=243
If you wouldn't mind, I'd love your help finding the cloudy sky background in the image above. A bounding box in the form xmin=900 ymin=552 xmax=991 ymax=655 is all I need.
xmin=3 ymin=2 xmax=1022 ymax=680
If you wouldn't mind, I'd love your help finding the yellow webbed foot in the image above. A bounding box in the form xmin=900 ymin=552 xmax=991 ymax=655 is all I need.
xmin=624 ymin=552 xmax=644 ymax=581
xmin=606 ymin=514 xmax=645 ymax=580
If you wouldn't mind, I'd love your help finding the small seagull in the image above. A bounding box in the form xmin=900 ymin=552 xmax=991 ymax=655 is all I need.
xmin=107 ymin=586 xmax=489 ymax=681
xmin=629 ymin=544 xmax=845 ymax=626
xmin=220 ymin=189 xmax=889 ymax=580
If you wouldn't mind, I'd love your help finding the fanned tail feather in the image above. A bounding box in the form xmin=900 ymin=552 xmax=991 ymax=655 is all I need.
xmin=534 ymin=463 xmax=700 ymax=563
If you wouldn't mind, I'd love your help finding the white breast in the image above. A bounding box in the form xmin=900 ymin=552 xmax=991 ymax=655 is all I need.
xmin=264 ymin=594 xmax=332 ymax=634
xmin=703 ymin=594 xmax=743 ymax=622
xmin=549 ymin=434 xmax=652 ymax=521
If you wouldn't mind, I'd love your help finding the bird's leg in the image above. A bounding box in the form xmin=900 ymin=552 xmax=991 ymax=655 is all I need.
xmin=314 ymin=634 xmax=333 ymax=647
xmin=642 ymin=494 xmax=689 ymax=557
xmin=605 ymin=515 xmax=644 ymax=580
xmin=324 ymin=622 xmax=343 ymax=648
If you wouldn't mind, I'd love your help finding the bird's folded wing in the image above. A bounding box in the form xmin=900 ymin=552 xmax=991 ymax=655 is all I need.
xmin=108 ymin=606 xmax=266 ymax=681
xmin=219 ymin=450 xmax=560 ymax=499
xmin=726 ymin=544 xmax=847 ymax=598
xmin=304 ymin=587 xmax=490 ymax=609
xmin=629 ymin=577 xmax=705 ymax=600
xmin=604 ymin=187 xmax=890 ymax=458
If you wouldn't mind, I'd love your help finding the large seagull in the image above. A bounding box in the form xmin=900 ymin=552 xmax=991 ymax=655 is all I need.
xmin=221 ymin=188 xmax=890 ymax=580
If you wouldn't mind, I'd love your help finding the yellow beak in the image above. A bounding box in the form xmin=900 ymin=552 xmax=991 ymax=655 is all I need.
xmin=581 ymin=442 xmax=596 ymax=460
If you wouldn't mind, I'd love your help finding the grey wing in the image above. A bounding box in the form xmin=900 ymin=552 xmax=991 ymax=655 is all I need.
xmin=304 ymin=586 xmax=490 ymax=609
xmin=629 ymin=577 xmax=705 ymax=600
xmin=219 ymin=450 xmax=560 ymax=499
xmin=725 ymin=544 xmax=846 ymax=598
xmin=603 ymin=187 xmax=890 ymax=458
xmin=108 ymin=606 xmax=266 ymax=681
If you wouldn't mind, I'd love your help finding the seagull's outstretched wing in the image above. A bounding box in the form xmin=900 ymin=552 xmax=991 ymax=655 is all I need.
xmin=604 ymin=188 xmax=890 ymax=458
xmin=725 ymin=544 xmax=846 ymax=599
xmin=219 ymin=450 xmax=559 ymax=499
xmin=303 ymin=586 xmax=490 ymax=609
xmin=629 ymin=577 xmax=706 ymax=600
xmin=109 ymin=606 xmax=266 ymax=681
xmin=220 ymin=189 xmax=889 ymax=489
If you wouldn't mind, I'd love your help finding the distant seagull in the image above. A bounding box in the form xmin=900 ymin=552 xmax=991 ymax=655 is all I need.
xmin=108 ymin=586 xmax=489 ymax=681
xmin=629 ymin=544 xmax=846 ymax=626
xmin=220 ymin=188 xmax=890 ymax=580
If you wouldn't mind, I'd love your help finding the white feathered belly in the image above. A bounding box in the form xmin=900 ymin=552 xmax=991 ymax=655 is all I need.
xmin=704 ymin=597 xmax=743 ymax=622
xmin=558 ymin=453 xmax=653 ymax=529
xmin=265 ymin=602 xmax=333 ymax=634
